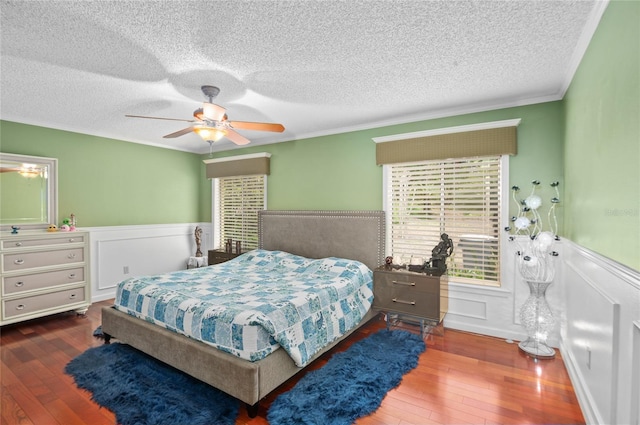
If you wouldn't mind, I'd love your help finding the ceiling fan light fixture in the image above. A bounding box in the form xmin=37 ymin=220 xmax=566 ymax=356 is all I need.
xmin=194 ymin=125 xmax=227 ymax=142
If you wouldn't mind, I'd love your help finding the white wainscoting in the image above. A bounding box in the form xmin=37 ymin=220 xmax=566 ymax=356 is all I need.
xmin=560 ymin=241 xmax=640 ymax=425
xmin=85 ymin=223 xmax=213 ymax=301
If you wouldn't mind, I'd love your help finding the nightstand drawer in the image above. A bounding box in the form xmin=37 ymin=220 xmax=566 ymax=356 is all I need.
xmin=373 ymin=289 xmax=440 ymax=319
xmin=374 ymin=271 xmax=439 ymax=294
xmin=208 ymin=250 xmax=240 ymax=265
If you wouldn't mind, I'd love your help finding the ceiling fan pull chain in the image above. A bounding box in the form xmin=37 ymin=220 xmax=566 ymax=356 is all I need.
xmin=208 ymin=140 xmax=214 ymax=157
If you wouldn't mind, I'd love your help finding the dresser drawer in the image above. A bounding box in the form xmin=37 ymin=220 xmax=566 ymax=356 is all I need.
xmin=1 ymin=235 xmax=85 ymax=250
xmin=3 ymin=248 xmax=84 ymax=272
xmin=3 ymin=267 xmax=85 ymax=295
xmin=3 ymin=287 xmax=86 ymax=319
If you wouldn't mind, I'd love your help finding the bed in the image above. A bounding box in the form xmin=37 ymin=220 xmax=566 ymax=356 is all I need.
xmin=101 ymin=210 xmax=385 ymax=416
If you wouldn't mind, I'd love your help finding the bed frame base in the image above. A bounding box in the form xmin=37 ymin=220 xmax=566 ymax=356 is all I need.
xmin=101 ymin=306 xmax=378 ymax=410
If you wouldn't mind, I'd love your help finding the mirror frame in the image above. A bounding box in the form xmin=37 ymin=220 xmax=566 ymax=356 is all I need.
xmin=0 ymin=152 xmax=58 ymax=231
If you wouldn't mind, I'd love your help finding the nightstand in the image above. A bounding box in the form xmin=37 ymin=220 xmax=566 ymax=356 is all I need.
xmin=373 ymin=266 xmax=448 ymax=333
xmin=208 ymin=250 xmax=241 ymax=265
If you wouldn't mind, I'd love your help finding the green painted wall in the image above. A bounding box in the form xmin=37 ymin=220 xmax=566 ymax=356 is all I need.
xmin=1 ymin=101 xmax=565 ymax=234
xmin=206 ymin=101 xmax=565 ymax=233
xmin=564 ymin=0 xmax=640 ymax=270
xmin=0 ymin=121 xmax=207 ymax=226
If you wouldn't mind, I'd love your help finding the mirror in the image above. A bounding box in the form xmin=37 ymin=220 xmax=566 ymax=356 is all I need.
xmin=0 ymin=153 xmax=58 ymax=230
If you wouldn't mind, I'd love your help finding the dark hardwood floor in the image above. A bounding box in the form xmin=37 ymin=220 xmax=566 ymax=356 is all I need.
xmin=1 ymin=300 xmax=585 ymax=425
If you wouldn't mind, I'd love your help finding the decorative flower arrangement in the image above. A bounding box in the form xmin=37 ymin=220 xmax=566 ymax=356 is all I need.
xmin=504 ymin=180 xmax=561 ymax=358
xmin=505 ymin=180 xmax=561 ymax=283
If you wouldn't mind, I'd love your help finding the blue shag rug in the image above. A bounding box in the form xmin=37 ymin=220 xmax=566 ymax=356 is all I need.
xmin=64 ymin=343 xmax=239 ymax=425
xmin=267 ymin=329 xmax=426 ymax=425
xmin=66 ymin=328 xmax=425 ymax=425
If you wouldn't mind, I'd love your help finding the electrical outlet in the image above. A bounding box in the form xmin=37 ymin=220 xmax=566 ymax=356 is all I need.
xmin=123 ymin=266 xmax=129 ymax=274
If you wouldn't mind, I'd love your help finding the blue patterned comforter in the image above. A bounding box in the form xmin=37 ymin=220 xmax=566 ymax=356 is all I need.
xmin=114 ymin=249 xmax=373 ymax=367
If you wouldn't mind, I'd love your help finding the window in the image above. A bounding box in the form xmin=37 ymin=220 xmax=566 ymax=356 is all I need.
xmin=214 ymin=174 xmax=266 ymax=251
xmin=205 ymin=152 xmax=271 ymax=252
xmin=375 ymin=120 xmax=519 ymax=287
xmin=384 ymin=155 xmax=505 ymax=286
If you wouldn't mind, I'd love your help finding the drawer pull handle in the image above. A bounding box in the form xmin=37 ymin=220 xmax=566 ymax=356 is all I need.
xmin=69 ymin=294 xmax=77 ymax=299
xmin=68 ymin=273 xmax=76 ymax=279
xmin=67 ymin=253 xmax=76 ymax=259
xmin=14 ymin=259 xmax=24 ymax=265
xmin=16 ymin=304 xmax=25 ymax=310
xmin=15 ymin=242 xmax=22 ymax=247
xmin=68 ymin=238 xmax=75 ymax=242
xmin=392 ymin=298 xmax=416 ymax=306
xmin=392 ymin=280 xmax=416 ymax=286
xmin=15 ymin=281 xmax=24 ymax=287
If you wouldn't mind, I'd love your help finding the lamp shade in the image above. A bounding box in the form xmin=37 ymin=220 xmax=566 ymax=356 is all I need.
xmin=525 ymin=195 xmax=542 ymax=210
xmin=514 ymin=216 xmax=531 ymax=230
xmin=194 ymin=126 xmax=227 ymax=142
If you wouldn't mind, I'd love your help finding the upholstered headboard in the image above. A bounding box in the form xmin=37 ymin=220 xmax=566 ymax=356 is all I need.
xmin=258 ymin=210 xmax=385 ymax=270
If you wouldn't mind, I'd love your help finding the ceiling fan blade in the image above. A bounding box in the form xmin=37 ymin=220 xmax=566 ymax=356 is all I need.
xmin=229 ymin=121 xmax=285 ymax=133
xmin=203 ymin=103 xmax=226 ymax=121
xmin=125 ymin=114 xmax=194 ymax=123
xmin=163 ymin=126 xmax=195 ymax=139
xmin=225 ymin=129 xmax=251 ymax=146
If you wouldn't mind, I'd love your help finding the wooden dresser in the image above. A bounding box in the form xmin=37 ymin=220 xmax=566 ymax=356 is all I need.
xmin=373 ymin=266 xmax=448 ymax=324
xmin=0 ymin=231 xmax=91 ymax=326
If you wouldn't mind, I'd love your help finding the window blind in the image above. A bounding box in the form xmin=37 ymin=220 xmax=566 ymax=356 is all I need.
xmin=387 ymin=156 xmax=502 ymax=285
xmin=217 ymin=175 xmax=265 ymax=251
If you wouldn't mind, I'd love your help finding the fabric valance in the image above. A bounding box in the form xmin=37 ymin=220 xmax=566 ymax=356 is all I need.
xmin=375 ymin=121 xmax=519 ymax=165
xmin=204 ymin=153 xmax=271 ymax=179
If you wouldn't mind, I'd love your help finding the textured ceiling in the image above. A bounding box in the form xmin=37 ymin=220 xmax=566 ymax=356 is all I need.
xmin=1 ymin=1 xmax=607 ymax=154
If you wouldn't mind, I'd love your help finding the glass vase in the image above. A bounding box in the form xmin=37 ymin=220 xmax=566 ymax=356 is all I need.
xmin=518 ymin=279 xmax=556 ymax=358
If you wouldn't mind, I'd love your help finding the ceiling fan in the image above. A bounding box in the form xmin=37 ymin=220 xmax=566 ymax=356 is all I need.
xmin=126 ymin=85 xmax=285 ymax=146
